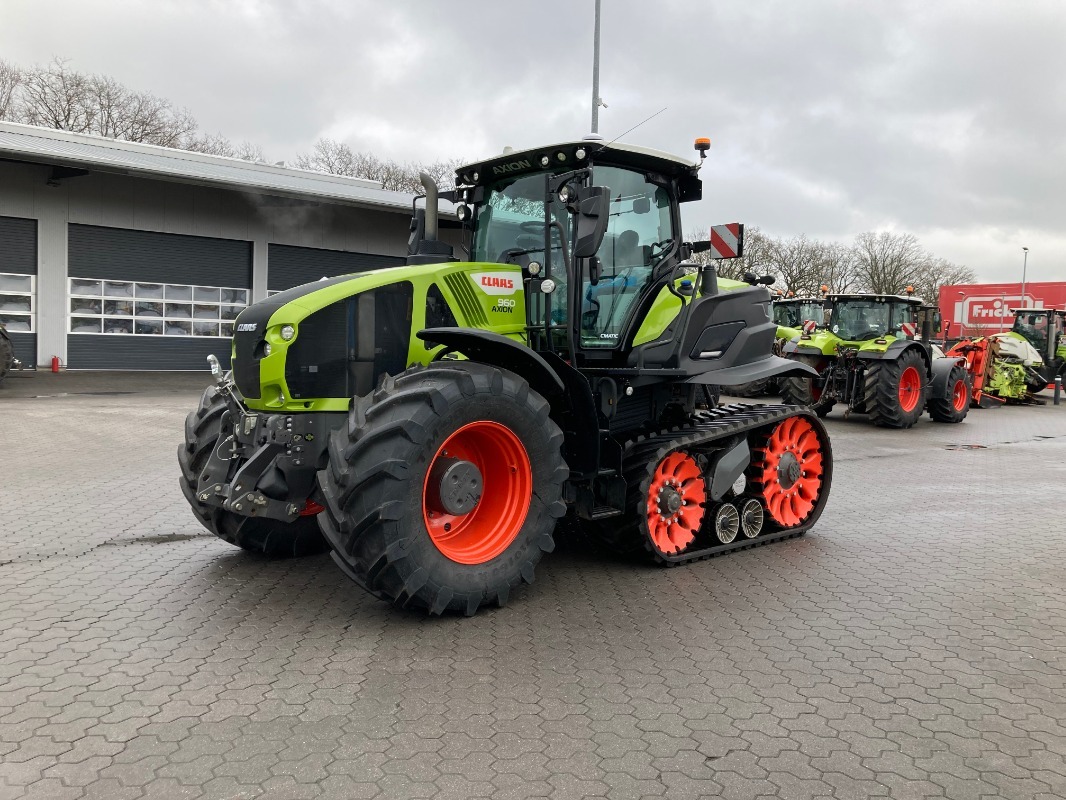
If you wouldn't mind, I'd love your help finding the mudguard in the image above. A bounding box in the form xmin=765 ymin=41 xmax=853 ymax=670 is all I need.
xmin=781 ymin=339 xmax=822 ymax=357
xmin=857 ymin=339 xmax=929 ymax=366
xmin=685 ymin=353 xmax=817 ymax=386
xmin=929 ymin=355 xmax=965 ymax=398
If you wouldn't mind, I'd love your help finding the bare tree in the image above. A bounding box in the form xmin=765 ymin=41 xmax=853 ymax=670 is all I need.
xmin=296 ymin=137 xmax=462 ymax=192
xmin=0 ymin=58 xmax=22 ymax=121
xmin=813 ymin=241 xmax=860 ymax=294
xmin=764 ymin=235 xmax=827 ymax=297
xmin=910 ymin=257 xmax=976 ymax=305
xmin=852 ymin=231 xmax=927 ymax=294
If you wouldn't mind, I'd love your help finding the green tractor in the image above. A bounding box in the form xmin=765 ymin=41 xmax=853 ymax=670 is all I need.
xmin=780 ymin=292 xmax=971 ymax=427
xmin=721 ymin=295 xmax=825 ymax=397
xmin=178 ymin=137 xmax=835 ymax=614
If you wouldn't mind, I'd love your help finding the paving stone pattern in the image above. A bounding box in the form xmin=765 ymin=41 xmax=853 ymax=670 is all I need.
xmin=2 ymin=371 xmax=1066 ymax=799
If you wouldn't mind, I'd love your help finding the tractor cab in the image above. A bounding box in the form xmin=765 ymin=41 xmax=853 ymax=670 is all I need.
xmin=1011 ymin=308 xmax=1065 ymax=361
xmin=826 ymin=294 xmax=922 ymax=342
xmin=773 ymin=298 xmax=826 ymax=333
xmin=446 ymin=139 xmax=775 ymax=372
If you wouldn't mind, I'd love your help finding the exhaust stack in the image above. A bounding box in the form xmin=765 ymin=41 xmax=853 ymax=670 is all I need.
xmin=406 ymin=172 xmax=456 ymax=266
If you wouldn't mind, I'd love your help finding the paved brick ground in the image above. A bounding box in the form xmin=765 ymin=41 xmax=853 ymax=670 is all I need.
xmin=2 ymin=370 xmax=1066 ymax=800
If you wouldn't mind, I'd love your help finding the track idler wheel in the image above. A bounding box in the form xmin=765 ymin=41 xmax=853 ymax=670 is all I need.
xmin=750 ymin=415 xmax=828 ymax=529
xmin=712 ymin=503 xmax=740 ymax=544
xmin=739 ymin=498 xmax=764 ymax=539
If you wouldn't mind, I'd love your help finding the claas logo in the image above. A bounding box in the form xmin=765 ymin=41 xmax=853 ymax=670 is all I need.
xmin=481 ymin=276 xmax=514 ymax=290
xmin=471 ymin=271 xmax=520 ymax=296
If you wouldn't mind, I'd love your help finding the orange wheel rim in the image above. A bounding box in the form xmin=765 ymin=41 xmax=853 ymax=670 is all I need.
xmin=422 ymin=421 xmax=531 ymax=565
xmin=952 ymin=379 xmax=968 ymax=411
xmin=898 ymin=366 xmax=922 ymax=412
xmin=757 ymin=417 xmax=824 ymax=527
xmin=645 ymin=451 xmax=706 ymax=554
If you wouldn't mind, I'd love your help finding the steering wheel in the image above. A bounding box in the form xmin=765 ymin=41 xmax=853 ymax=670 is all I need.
xmin=650 ymin=238 xmax=673 ymax=257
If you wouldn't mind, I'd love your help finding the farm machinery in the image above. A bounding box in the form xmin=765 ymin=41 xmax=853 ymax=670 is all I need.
xmin=178 ymin=137 xmax=834 ymax=614
xmin=780 ymin=292 xmax=971 ymax=427
xmin=946 ymin=307 xmax=1065 ymax=405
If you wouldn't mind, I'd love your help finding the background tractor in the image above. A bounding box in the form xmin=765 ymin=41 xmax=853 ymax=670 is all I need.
xmin=780 ymin=292 xmax=971 ymax=427
xmin=722 ymin=295 xmax=825 ymax=397
xmin=179 ymin=137 xmax=834 ymax=614
xmin=946 ymin=307 xmax=1065 ymax=405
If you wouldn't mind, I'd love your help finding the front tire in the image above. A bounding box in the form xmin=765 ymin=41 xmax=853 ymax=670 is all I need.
xmin=864 ymin=349 xmax=927 ymax=428
xmin=318 ymin=362 xmax=568 ymax=615
xmin=178 ymin=385 xmax=329 ymax=557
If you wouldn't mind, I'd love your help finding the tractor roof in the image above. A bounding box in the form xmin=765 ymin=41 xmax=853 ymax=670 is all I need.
xmin=456 ymin=139 xmax=703 ymax=201
xmin=774 ymin=297 xmax=823 ymax=304
xmin=829 ymin=293 xmax=922 ymax=304
xmin=1011 ymin=307 xmax=1066 ymax=315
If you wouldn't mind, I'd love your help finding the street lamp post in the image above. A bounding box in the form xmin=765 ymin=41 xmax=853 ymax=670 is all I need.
xmin=1020 ymin=246 xmax=1029 ymax=308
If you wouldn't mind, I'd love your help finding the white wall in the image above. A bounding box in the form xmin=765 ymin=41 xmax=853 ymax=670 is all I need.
xmin=0 ymin=161 xmax=419 ymax=365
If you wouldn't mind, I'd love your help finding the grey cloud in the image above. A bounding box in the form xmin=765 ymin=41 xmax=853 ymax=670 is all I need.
xmin=2 ymin=0 xmax=1063 ymax=280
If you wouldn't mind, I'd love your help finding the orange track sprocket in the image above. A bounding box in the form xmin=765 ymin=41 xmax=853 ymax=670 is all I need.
xmin=752 ymin=416 xmax=825 ymax=528
xmin=644 ymin=450 xmax=707 ymax=555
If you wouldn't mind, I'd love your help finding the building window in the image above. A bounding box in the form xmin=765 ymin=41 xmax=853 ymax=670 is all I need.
xmin=0 ymin=273 xmax=35 ymax=333
xmin=68 ymin=278 xmax=248 ymax=337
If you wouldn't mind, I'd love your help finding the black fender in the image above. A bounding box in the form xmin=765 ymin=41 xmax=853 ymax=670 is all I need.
xmin=418 ymin=327 xmax=565 ymax=398
xmin=686 ymin=353 xmax=817 ymax=386
xmin=857 ymin=340 xmax=930 ymax=369
xmin=929 ymin=356 xmax=965 ymax=399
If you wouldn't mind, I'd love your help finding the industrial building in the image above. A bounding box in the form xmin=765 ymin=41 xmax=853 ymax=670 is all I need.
xmin=0 ymin=121 xmax=431 ymax=370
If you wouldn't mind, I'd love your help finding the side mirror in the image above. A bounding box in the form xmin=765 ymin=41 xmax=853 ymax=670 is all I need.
xmin=570 ymin=186 xmax=610 ymax=259
xmin=759 ymin=275 xmax=776 ymax=286
xmin=632 ymin=196 xmax=651 ymax=215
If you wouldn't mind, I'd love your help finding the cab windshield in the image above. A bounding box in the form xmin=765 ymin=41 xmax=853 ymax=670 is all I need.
xmin=1013 ymin=312 xmax=1049 ymax=352
xmin=774 ymin=301 xmax=823 ymax=329
xmin=830 ymin=301 xmax=890 ymax=341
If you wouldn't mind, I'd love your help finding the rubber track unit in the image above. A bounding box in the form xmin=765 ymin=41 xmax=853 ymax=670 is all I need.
xmin=316 ymin=362 xmax=568 ymax=616
xmin=592 ymin=403 xmax=833 ymax=566
xmin=864 ymin=349 xmax=927 ymax=428
xmin=177 ymin=385 xmax=328 ymax=557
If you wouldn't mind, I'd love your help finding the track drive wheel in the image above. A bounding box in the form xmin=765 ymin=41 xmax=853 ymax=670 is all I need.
xmin=177 ymin=385 xmax=329 ymax=557
xmin=749 ymin=414 xmax=830 ymax=529
xmin=927 ymin=364 xmax=971 ymax=423
xmin=780 ymin=355 xmax=835 ymax=418
xmin=864 ymin=349 xmax=928 ymax=428
xmin=317 ymin=362 xmax=567 ymax=616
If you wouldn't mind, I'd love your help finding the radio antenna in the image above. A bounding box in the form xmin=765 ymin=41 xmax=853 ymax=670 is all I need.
xmin=595 ymin=107 xmax=668 ymax=151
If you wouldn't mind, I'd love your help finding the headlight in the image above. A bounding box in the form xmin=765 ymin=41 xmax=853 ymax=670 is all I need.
xmin=280 ymin=325 xmax=295 ymax=341
xmin=263 ymin=343 xmax=272 ymax=357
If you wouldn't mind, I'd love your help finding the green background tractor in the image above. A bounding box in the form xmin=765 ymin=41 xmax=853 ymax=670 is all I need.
xmin=179 ymin=137 xmax=834 ymax=614
xmin=780 ymin=293 xmax=971 ymax=427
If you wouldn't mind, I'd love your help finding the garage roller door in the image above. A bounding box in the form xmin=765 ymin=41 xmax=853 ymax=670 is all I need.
xmin=0 ymin=215 xmax=38 ymax=369
xmin=267 ymin=244 xmax=403 ymax=293
xmin=67 ymin=225 xmax=252 ymax=370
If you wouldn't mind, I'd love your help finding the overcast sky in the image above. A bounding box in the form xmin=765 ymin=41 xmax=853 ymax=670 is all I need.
xmin=3 ymin=0 xmax=1063 ymax=283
